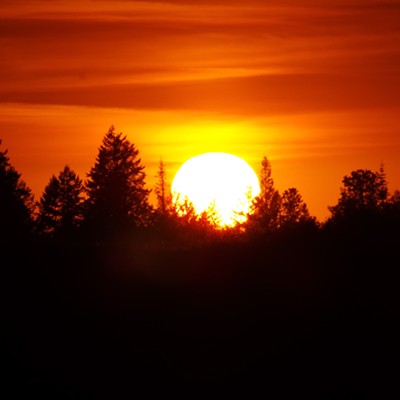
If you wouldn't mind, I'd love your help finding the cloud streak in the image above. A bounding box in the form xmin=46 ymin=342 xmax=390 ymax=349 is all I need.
xmin=1 ymin=0 xmax=399 ymax=114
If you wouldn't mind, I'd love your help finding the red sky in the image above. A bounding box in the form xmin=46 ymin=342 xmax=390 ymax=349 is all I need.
xmin=1 ymin=0 xmax=399 ymax=221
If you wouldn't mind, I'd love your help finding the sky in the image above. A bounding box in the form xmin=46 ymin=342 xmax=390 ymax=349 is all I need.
xmin=1 ymin=0 xmax=399 ymax=221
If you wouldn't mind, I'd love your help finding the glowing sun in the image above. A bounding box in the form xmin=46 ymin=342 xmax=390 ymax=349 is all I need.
xmin=171 ymin=152 xmax=260 ymax=227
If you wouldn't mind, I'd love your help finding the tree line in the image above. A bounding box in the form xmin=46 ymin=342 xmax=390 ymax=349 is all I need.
xmin=1 ymin=125 xmax=400 ymax=248
xmin=3 ymin=125 xmax=400 ymax=398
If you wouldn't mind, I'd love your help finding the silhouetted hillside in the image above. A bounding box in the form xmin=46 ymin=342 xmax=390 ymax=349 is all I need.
xmin=3 ymin=217 xmax=399 ymax=399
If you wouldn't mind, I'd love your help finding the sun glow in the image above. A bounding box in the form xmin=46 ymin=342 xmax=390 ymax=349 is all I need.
xmin=171 ymin=152 xmax=260 ymax=227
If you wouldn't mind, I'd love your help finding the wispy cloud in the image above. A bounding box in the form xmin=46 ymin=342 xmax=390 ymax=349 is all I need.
xmin=1 ymin=0 xmax=399 ymax=114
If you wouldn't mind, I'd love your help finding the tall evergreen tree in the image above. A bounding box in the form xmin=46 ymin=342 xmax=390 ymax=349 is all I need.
xmin=155 ymin=158 xmax=169 ymax=216
xmin=246 ymin=156 xmax=281 ymax=234
xmin=0 ymin=140 xmax=35 ymax=244
xmin=376 ymin=164 xmax=389 ymax=207
xmin=85 ymin=126 xmax=152 ymax=235
xmin=36 ymin=165 xmax=84 ymax=236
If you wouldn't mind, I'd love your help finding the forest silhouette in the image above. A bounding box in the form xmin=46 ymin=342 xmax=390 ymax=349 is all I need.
xmin=2 ymin=127 xmax=400 ymax=398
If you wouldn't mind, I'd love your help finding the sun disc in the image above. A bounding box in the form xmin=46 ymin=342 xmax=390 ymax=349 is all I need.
xmin=171 ymin=152 xmax=260 ymax=227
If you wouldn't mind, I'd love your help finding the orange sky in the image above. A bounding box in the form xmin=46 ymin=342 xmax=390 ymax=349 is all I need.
xmin=1 ymin=0 xmax=399 ymax=221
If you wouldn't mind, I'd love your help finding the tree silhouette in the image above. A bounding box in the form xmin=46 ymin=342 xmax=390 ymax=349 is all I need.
xmin=389 ymin=190 xmax=400 ymax=209
xmin=171 ymin=197 xmax=221 ymax=247
xmin=36 ymin=165 xmax=84 ymax=236
xmin=280 ymin=187 xmax=313 ymax=226
xmin=328 ymin=167 xmax=388 ymax=220
xmin=0 ymin=140 xmax=35 ymax=244
xmin=155 ymin=158 xmax=169 ymax=216
xmin=386 ymin=190 xmax=400 ymax=223
xmin=85 ymin=126 xmax=152 ymax=236
xmin=246 ymin=156 xmax=281 ymax=234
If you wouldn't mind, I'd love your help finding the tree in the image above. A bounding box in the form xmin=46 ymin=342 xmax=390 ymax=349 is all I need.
xmin=85 ymin=126 xmax=152 ymax=235
xmin=280 ymin=187 xmax=313 ymax=226
xmin=167 ymin=196 xmax=222 ymax=247
xmin=36 ymin=165 xmax=84 ymax=236
xmin=0 ymin=140 xmax=35 ymax=243
xmin=389 ymin=190 xmax=400 ymax=209
xmin=376 ymin=164 xmax=389 ymax=206
xmin=155 ymin=158 xmax=169 ymax=216
xmin=328 ymin=167 xmax=389 ymax=220
xmin=246 ymin=156 xmax=281 ymax=234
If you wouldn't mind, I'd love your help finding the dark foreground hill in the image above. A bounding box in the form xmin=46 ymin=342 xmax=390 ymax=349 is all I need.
xmin=3 ymin=223 xmax=399 ymax=399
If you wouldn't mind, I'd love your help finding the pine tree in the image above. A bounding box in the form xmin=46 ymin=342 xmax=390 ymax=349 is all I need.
xmin=246 ymin=156 xmax=281 ymax=235
xmin=155 ymin=158 xmax=169 ymax=216
xmin=0 ymin=140 xmax=35 ymax=244
xmin=85 ymin=126 xmax=152 ymax=235
xmin=376 ymin=163 xmax=389 ymax=207
xmin=36 ymin=165 xmax=84 ymax=236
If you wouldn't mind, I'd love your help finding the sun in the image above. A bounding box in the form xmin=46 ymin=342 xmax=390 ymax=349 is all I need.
xmin=171 ymin=152 xmax=260 ymax=227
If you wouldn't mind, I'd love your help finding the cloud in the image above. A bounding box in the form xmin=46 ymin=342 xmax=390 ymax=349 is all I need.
xmin=2 ymin=72 xmax=399 ymax=117
xmin=0 ymin=0 xmax=399 ymax=116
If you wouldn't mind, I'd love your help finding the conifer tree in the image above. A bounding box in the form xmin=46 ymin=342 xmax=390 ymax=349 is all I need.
xmin=36 ymin=165 xmax=84 ymax=236
xmin=155 ymin=158 xmax=169 ymax=216
xmin=85 ymin=126 xmax=152 ymax=235
xmin=246 ymin=156 xmax=281 ymax=234
xmin=0 ymin=140 xmax=35 ymax=243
